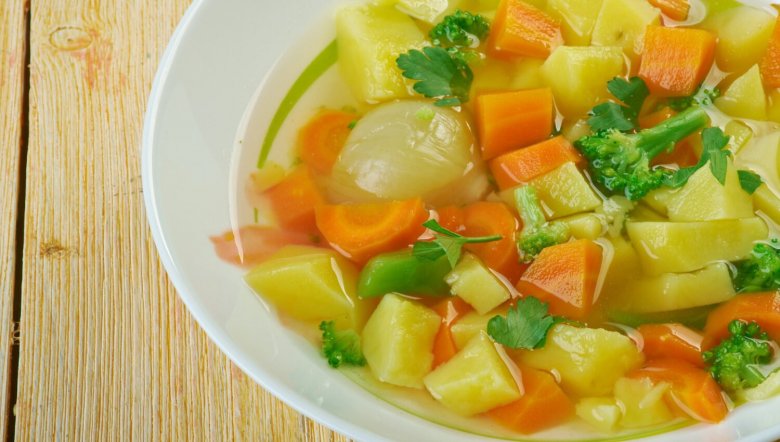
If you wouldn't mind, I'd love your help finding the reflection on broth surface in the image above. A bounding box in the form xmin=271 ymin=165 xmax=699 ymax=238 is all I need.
xmin=215 ymin=0 xmax=780 ymax=439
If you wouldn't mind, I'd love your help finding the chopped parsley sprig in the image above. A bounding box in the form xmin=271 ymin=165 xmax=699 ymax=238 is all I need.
xmin=487 ymin=297 xmax=562 ymax=349
xmin=588 ymin=77 xmax=650 ymax=132
xmin=413 ymin=219 xmax=501 ymax=268
xmin=397 ymin=47 xmax=474 ymax=107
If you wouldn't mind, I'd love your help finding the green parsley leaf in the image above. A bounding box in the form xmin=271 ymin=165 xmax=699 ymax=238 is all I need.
xmin=397 ymin=47 xmax=474 ymax=107
xmin=665 ymin=127 xmax=731 ymax=188
xmin=588 ymin=77 xmax=649 ymax=131
xmin=487 ymin=297 xmax=560 ymax=349
xmin=429 ymin=10 xmax=490 ymax=48
xmin=738 ymin=170 xmax=763 ymax=194
xmin=412 ymin=219 xmax=502 ymax=268
xmin=668 ymin=85 xmax=720 ymax=111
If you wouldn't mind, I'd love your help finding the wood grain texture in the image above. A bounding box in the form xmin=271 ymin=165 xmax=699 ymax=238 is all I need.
xmin=13 ymin=0 xmax=351 ymax=439
xmin=0 ymin=0 xmax=27 ymax=440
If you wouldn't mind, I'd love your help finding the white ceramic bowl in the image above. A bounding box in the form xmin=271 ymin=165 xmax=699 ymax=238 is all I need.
xmin=142 ymin=0 xmax=780 ymax=440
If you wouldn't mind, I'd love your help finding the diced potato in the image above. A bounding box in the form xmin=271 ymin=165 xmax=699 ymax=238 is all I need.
xmin=249 ymin=162 xmax=286 ymax=193
xmin=530 ymin=162 xmax=603 ymax=219
xmin=336 ymin=5 xmax=425 ymax=103
xmin=725 ymin=120 xmax=754 ymax=153
xmin=376 ymin=0 xmax=463 ymax=23
xmin=450 ymin=307 xmax=508 ymax=349
xmin=545 ymin=0 xmax=605 ymax=45
xmin=754 ymin=184 xmax=780 ymax=226
xmin=424 ymin=331 xmax=522 ymax=415
xmin=614 ymin=377 xmax=673 ymax=428
xmin=559 ymin=213 xmax=605 ymax=239
xmin=768 ymin=89 xmax=780 ymax=124
xmin=735 ymin=132 xmax=780 ymax=194
xmin=629 ymin=203 xmax=665 ymax=222
xmin=626 ymin=218 xmax=769 ymax=275
xmin=576 ymin=397 xmax=622 ymax=432
xmin=737 ymin=369 xmax=780 ymax=402
xmin=641 ymin=187 xmax=677 ymax=216
xmin=702 ymin=6 xmax=775 ymax=74
xmin=541 ymin=46 xmax=625 ymax=117
xmin=517 ymin=324 xmax=644 ymax=397
xmin=596 ymin=195 xmax=635 ymax=237
xmin=244 ymin=246 xmax=371 ymax=329
xmin=665 ymin=159 xmax=754 ymax=222
xmin=590 ymin=0 xmax=660 ymax=62
xmin=446 ymin=253 xmax=511 ymax=315
xmin=471 ymin=59 xmax=518 ymax=97
xmin=607 ymin=263 xmax=736 ymax=313
xmin=599 ymin=236 xmax=643 ymax=307
xmin=362 ymin=294 xmax=441 ymax=388
xmin=510 ymin=58 xmax=545 ymax=90
xmin=716 ymin=65 xmax=767 ymax=120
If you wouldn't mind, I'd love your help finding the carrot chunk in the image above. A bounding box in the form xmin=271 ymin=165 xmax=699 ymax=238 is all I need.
xmin=637 ymin=323 xmax=705 ymax=368
xmin=489 ymin=136 xmax=582 ymax=190
xmin=265 ymin=166 xmax=326 ymax=233
xmin=488 ymin=0 xmax=563 ymax=59
xmin=648 ymin=0 xmax=690 ymax=22
xmin=297 ymin=109 xmax=356 ymax=175
xmin=476 ymin=88 xmax=554 ymax=161
xmin=628 ymin=358 xmax=729 ymax=423
xmin=515 ymin=239 xmax=603 ymax=320
xmin=702 ymin=292 xmax=780 ymax=350
xmin=760 ymin=16 xmax=780 ymax=88
xmin=431 ymin=297 xmax=473 ymax=367
xmin=639 ymin=107 xmax=700 ymax=167
xmin=638 ymin=26 xmax=716 ymax=97
xmin=314 ymin=198 xmax=428 ymax=264
xmin=489 ymin=367 xmax=575 ymax=434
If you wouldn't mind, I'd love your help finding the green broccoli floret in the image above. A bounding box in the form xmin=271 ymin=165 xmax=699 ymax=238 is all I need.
xmin=514 ymin=186 xmax=570 ymax=262
xmin=733 ymin=239 xmax=780 ymax=293
xmin=319 ymin=321 xmax=366 ymax=368
xmin=702 ymin=320 xmax=774 ymax=392
xmin=668 ymin=85 xmax=720 ymax=111
xmin=429 ymin=10 xmax=490 ymax=48
xmin=575 ymin=106 xmax=710 ymax=200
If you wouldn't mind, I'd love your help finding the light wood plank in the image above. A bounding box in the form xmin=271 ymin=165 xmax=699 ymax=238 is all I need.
xmin=0 ymin=0 xmax=27 ymax=439
xmin=15 ymin=0 xmax=350 ymax=439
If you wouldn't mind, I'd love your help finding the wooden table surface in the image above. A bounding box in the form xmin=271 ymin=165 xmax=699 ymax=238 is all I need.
xmin=0 ymin=1 xmax=349 ymax=439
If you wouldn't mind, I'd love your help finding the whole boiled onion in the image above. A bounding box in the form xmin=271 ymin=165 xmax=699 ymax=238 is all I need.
xmin=327 ymin=100 xmax=489 ymax=206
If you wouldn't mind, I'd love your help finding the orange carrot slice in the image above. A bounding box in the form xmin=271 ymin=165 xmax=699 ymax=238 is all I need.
xmin=760 ymin=16 xmax=780 ymax=88
xmin=638 ymin=26 xmax=716 ymax=97
xmin=210 ymin=226 xmax=315 ymax=268
xmin=515 ymin=239 xmax=603 ymax=320
xmin=489 ymin=367 xmax=575 ymax=434
xmin=314 ymin=198 xmax=429 ymax=264
xmin=628 ymin=358 xmax=729 ymax=423
xmin=265 ymin=166 xmax=326 ymax=233
xmin=297 ymin=109 xmax=356 ymax=175
xmin=462 ymin=202 xmax=524 ymax=284
xmin=639 ymin=107 xmax=700 ymax=167
xmin=648 ymin=0 xmax=690 ymax=22
xmin=489 ymin=136 xmax=582 ymax=190
xmin=488 ymin=0 xmax=563 ymax=59
xmin=431 ymin=297 xmax=473 ymax=367
xmin=702 ymin=292 xmax=780 ymax=350
xmin=637 ymin=323 xmax=705 ymax=368
xmin=476 ymin=88 xmax=554 ymax=161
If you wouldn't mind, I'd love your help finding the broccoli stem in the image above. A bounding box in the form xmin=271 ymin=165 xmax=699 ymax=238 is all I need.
xmin=743 ymin=365 xmax=767 ymax=388
xmin=634 ymin=107 xmax=709 ymax=156
xmin=514 ymin=186 xmax=546 ymax=230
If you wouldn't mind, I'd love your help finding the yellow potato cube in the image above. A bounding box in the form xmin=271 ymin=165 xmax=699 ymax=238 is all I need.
xmin=702 ymin=6 xmax=776 ymax=74
xmin=362 ymin=294 xmax=441 ymax=388
xmin=546 ymin=0 xmax=605 ymax=45
xmin=424 ymin=331 xmax=521 ymax=415
xmin=244 ymin=246 xmax=371 ymax=329
xmin=591 ymin=0 xmax=660 ymax=62
xmin=445 ymin=253 xmax=511 ymax=315
xmin=576 ymin=397 xmax=622 ymax=432
xmin=735 ymin=132 xmax=780 ymax=194
xmin=530 ymin=162 xmax=603 ymax=219
xmin=725 ymin=120 xmax=754 ymax=154
xmin=754 ymin=185 xmax=780 ymax=226
xmin=716 ymin=65 xmax=767 ymax=120
xmin=626 ymin=218 xmax=769 ymax=275
xmin=666 ymin=159 xmax=754 ymax=222
xmin=336 ymin=5 xmax=425 ymax=103
xmin=510 ymin=58 xmax=545 ymax=90
xmin=450 ymin=307 xmax=507 ymax=350
xmin=517 ymin=324 xmax=644 ymax=397
xmin=559 ymin=213 xmax=605 ymax=239
xmin=614 ymin=377 xmax=673 ymax=428
xmin=541 ymin=46 xmax=625 ymax=117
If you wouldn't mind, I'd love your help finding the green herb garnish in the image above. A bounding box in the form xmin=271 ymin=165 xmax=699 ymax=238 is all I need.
xmin=413 ymin=219 xmax=502 ymax=268
xmin=487 ymin=297 xmax=562 ymax=349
